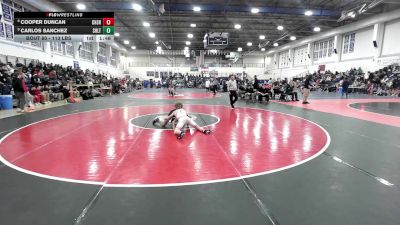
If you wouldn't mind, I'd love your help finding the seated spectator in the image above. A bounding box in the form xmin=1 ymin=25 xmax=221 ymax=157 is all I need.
xmin=81 ymin=87 xmax=94 ymax=100
xmin=238 ymin=84 xmax=246 ymax=99
xmin=0 ymin=81 xmax=11 ymax=95
xmin=30 ymin=86 xmax=44 ymax=104
xmin=257 ymin=84 xmax=270 ymax=103
xmin=285 ymin=80 xmax=299 ymax=101
xmin=92 ymin=88 xmax=104 ymax=97
xmin=272 ymin=82 xmax=283 ymax=99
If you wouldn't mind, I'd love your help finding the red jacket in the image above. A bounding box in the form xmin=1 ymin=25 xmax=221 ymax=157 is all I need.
xmin=22 ymin=79 xmax=28 ymax=92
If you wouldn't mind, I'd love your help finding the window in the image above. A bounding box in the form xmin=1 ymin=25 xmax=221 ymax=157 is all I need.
xmin=21 ymin=42 xmax=43 ymax=48
xmin=97 ymin=43 xmax=107 ymax=64
xmin=343 ymin=33 xmax=355 ymax=54
xmin=313 ymin=38 xmax=334 ymax=61
xmin=111 ymin=49 xmax=118 ymax=67
xmin=50 ymin=42 xmax=65 ymax=55
xmin=323 ymin=42 xmax=328 ymax=57
xmin=349 ymin=33 xmax=355 ymax=53
xmin=343 ymin=35 xmax=349 ymax=54
xmin=79 ymin=42 xmax=93 ymax=60
xmin=294 ymin=45 xmax=308 ymax=66
xmin=278 ymin=51 xmax=290 ymax=68
xmin=328 ymin=40 xmax=334 ymax=57
xmin=318 ymin=42 xmax=323 ymax=58
xmin=30 ymin=42 xmax=42 ymax=48
xmin=65 ymin=42 xmax=74 ymax=56
xmin=313 ymin=43 xmax=319 ymax=61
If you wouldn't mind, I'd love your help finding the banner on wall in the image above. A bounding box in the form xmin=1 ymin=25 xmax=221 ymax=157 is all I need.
xmin=1 ymin=3 xmax=12 ymax=22
xmin=0 ymin=22 xmax=5 ymax=38
xmin=13 ymin=2 xmax=23 ymax=11
xmin=73 ymin=61 xmax=80 ymax=69
xmin=318 ymin=64 xmax=326 ymax=72
xmin=376 ymin=56 xmax=400 ymax=67
xmin=4 ymin=23 xmax=13 ymax=39
xmin=2 ymin=0 xmax=13 ymax=6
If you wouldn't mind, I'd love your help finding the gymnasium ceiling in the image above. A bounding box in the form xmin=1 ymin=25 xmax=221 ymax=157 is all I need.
xmin=48 ymin=0 xmax=400 ymax=52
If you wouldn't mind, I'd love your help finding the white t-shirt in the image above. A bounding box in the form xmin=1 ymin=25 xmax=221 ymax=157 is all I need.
xmin=227 ymin=79 xmax=238 ymax=91
xmin=172 ymin=108 xmax=188 ymax=120
xmin=205 ymin=80 xmax=210 ymax=88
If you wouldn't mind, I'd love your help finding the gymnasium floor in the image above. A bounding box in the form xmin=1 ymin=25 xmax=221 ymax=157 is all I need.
xmin=0 ymin=88 xmax=399 ymax=225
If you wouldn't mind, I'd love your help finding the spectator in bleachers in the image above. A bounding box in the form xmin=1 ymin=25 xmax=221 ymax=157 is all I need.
xmin=31 ymin=85 xmax=44 ymax=104
xmin=0 ymin=81 xmax=11 ymax=95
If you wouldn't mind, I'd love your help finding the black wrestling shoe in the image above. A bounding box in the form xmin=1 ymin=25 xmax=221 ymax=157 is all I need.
xmin=203 ymin=130 xmax=211 ymax=135
xmin=152 ymin=118 xmax=159 ymax=126
xmin=177 ymin=131 xmax=185 ymax=139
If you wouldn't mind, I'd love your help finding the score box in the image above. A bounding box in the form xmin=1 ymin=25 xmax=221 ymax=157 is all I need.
xmin=83 ymin=35 xmax=114 ymax=42
xmin=103 ymin=26 xmax=114 ymax=35
xmin=102 ymin=18 xmax=114 ymax=26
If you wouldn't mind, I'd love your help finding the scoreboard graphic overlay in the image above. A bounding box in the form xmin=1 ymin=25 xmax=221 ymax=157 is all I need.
xmin=13 ymin=12 xmax=114 ymax=42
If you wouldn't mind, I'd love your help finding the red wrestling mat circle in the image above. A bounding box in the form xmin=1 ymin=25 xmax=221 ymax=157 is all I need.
xmin=277 ymin=98 xmax=400 ymax=128
xmin=129 ymin=92 xmax=219 ymax=99
xmin=0 ymin=105 xmax=330 ymax=187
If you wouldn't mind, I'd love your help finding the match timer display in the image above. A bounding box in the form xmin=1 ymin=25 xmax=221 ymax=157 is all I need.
xmin=13 ymin=12 xmax=115 ymax=42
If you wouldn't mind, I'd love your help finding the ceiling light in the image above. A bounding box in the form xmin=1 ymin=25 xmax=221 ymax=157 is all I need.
xmin=186 ymin=41 xmax=191 ymax=45
xmin=238 ymin=47 xmax=242 ymax=52
xmin=247 ymin=42 xmax=252 ymax=46
xmin=313 ymin=26 xmax=321 ymax=32
xmin=155 ymin=41 xmax=159 ymax=44
xmin=234 ymin=24 xmax=241 ymax=29
xmin=347 ymin=11 xmax=355 ymax=17
xmin=187 ymin=33 xmax=193 ymax=38
xmin=190 ymin=23 xmax=197 ymax=28
xmin=132 ymin=3 xmax=143 ymax=11
xmin=114 ymin=33 xmax=120 ymax=37
xmin=259 ymin=35 xmax=265 ymax=40
xmin=143 ymin=22 xmax=150 ymax=27
xmin=131 ymin=46 xmax=136 ymax=50
xmin=76 ymin=3 xmax=86 ymax=10
xmin=273 ymin=43 xmax=279 ymax=47
xmin=351 ymin=14 xmax=356 ymax=18
xmin=277 ymin=25 xmax=284 ymax=30
xmin=251 ymin=8 xmax=259 ymax=14
xmin=149 ymin=32 xmax=156 ymax=38
xmin=305 ymin=10 xmax=313 ymax=16
xmin=193 ymin=6 xmax=201 ymax=12
xmin=290 ymin=36 xmax=297 ymax=41
xmin=261 ymin=48 xmax=265 ymax=51
xmin=124 ymin=40 xmax=129 ymax=45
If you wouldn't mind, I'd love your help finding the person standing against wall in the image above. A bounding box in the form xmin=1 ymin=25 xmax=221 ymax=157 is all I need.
xmin=12 ymin=71 xmax=26 ymax=113
xmin=205 ymin=79 xmax=210 ymax=92
xmin=212 ymin=78 xmax=219 ymax=95
xmin=342 ymin=77 xmax=350 ymax=98
xmin=253 ymin=75 xmax=259 ymax=89
xmin=227 ymin=75 xmax=238 ymax=108
xmin=302 ymin=75 xmax=312 ymax=104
